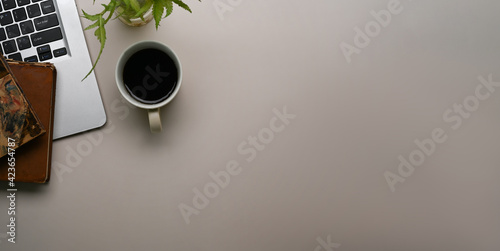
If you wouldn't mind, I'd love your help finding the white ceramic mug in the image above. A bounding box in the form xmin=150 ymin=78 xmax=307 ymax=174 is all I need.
xmin=115 ymin=40 xmax=182 ymax=133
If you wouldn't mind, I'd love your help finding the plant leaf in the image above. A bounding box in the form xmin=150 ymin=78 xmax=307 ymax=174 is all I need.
xmin=122 ymin=0 xmax=131 ymax=8
xmin=134 ymin=0 xmax=154 ymax=18
xmin=84 ymin=21 xmax=100 ymax=31
xmin=129 ymin=0 xmax=141 ymax=12
xmin=164 ymin=0 xmax=173 ymax=18
xmin=81 ymin=9 xmax=100 ymax=21
xmin=152 ymin=0 xmax=165 ymax=29
xmin=172 ymin=0 xmax=191 ymax=13
xmin=83 ymin=15 xmax=107 ymax=81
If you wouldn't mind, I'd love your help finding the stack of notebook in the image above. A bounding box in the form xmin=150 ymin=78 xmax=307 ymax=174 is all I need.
xmin=0 ymin=54 xmax=57 ymax=183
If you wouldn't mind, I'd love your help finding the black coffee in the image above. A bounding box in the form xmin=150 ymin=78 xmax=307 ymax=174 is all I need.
xmin=123 ymin=48 xmax=178 ymax=104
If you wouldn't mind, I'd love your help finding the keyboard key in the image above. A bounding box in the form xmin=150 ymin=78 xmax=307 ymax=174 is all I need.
xmin=36 ymin=44 xmax=49 ymax=53
xmin=24 ymin=55 xmax=38 ymax=62
xmin=8 ymin=52 xmax=21 ymax=61
xmin=2 ymin=40 xmax=16 ymax=54
xmin=0 ymin=28 xmax=6 ymax=41
xmin=27 ymin=4 xmax=41 ymax=18
xmin=39 ymin=51 xmax=51 ymax=61
xmin=16 ymin=35 xmax=30 ymax=50
xmin=6 ymin=24 xmax=20 ymax=38
xmin=0 ymin=11 xmax=13 ymax=25
xmin=32 ymin=0 xmax=43 ymax=2
xmin=53 ymin=47 xmax=66 ymax=57
xmin=30 ymin=27 xmax=62 ymax=46
xmin=16 ymin=0 xmax=30 ymax=6
xmin=12 ymin=8 xmax=27 ymax=22
xmin=1 ymin=0 xmax=17 ymax=10
xmin=34 ymin=13 xmax=59 ymax=30
xmin=40 ymin=0 xmax=55 ymax=14
xmin=20 ymin=20 xmax=34 ymax=34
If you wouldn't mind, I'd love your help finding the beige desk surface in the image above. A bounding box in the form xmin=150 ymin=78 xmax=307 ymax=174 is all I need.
xmin=2 ymin=0 xmax=500 ymax=250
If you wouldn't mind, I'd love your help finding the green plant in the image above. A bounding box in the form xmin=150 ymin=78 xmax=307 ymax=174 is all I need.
xmin=82 ymin=0 xmax=199 ymax=80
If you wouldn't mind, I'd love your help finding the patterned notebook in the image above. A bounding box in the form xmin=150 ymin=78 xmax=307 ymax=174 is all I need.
xmin=0 ymin=55 xmax=45 ymax=158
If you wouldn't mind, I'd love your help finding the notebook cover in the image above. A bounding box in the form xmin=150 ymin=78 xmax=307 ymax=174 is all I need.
xmin=0 ymin=60 xmax=57 ymax=183
xmin=0 ymin=56 xmax=46 ymax=158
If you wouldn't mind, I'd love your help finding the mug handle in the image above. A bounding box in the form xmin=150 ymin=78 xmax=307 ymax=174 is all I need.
xmin=148 ymin=108 xmax=162 ymax=133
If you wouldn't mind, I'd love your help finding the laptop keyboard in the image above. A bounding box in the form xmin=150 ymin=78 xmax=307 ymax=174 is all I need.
xmin=0 ymin=0 xmax=67 ymax=62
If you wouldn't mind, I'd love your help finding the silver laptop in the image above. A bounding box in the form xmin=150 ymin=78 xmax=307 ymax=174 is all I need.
xmin=0 ymin=0 xmax=106 ymax=139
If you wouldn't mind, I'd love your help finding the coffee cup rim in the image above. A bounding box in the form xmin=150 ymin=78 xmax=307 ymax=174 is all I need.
xmin=115 ymin=40 xmax=182 ymax=110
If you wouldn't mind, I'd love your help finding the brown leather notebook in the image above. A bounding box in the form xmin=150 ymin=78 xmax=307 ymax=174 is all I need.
xmin=0 ymin=60 xmax=57 ymax=183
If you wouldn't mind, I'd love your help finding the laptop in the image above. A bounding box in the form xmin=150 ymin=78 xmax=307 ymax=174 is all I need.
xmin=0 ymin=0 xmax=107 ymax=139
